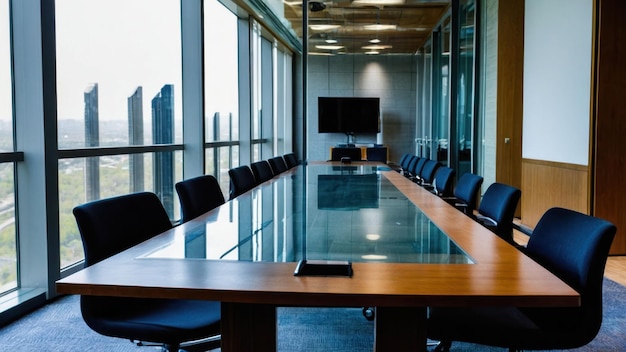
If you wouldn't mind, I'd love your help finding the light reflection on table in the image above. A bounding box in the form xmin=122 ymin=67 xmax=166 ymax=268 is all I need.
xmin=142 ymin=163 xmax=473 ymax=265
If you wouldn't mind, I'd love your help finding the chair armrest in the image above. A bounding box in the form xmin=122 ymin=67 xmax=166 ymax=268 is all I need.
xmin=475 ymin=214 xmax=497 ymax=227
xmin=513 ymin=222 xmax=533 ymax=236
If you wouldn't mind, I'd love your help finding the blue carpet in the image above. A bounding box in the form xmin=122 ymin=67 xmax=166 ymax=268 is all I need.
xmin=0 ymin=278 xmax=624 ymax=351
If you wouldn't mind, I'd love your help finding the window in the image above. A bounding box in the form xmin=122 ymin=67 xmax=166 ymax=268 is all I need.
xmin=55 ymin=0 xmax=183 ymax=268
xmin=0 ymin=0 xmax=18 ymax=295
xmin=204 ymin=0 xmax=239 ymax=194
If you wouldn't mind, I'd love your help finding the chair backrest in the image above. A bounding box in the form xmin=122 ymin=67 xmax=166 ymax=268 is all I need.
xmin=453 ymin=173 xmax=484 ymax=213
xmin=283 ymin=153 xmax=298 ymax=168
xmin=228 ymin=165 xmax=256 ymax=199
xmin=432 ymin=166 xmax=455 ymax=197
xmin=412 ymin=157 xmax=428 ymax=178
xmin=73 ymin=192 xmax=173 ymax=266
xmin=250 ymin=160 xmax=275 ymax=183
xmin=175 ymin=175 xmax=225 ymax=223
xmin=268 ymin=156 xmax=288 ymax=174
xmin=477 ymin=182 xmax=521 ymax=242
xmin=405 ymin=156 xmax=419 ymax=176
xmin=419 ymin=159 xmax=440 ymax=184
xmin=398 ymin=153 xmax=411 ymax=169
xmin=331 ymin=147 xmax=361 ymax=161
xmin=524 ymin=207 xmax=616 ymax=344
xmin=366 ymin=147 xmax=387 ymax=163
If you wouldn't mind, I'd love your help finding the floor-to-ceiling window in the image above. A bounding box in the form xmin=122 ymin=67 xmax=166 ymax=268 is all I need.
xmin=55 ymin=0 xmax=183 ymax=268
xmin=0 ymin=0 xmax=18 ymax=295
xmin=204 ymin=0 xmax=240 ymax=196
xmin=276 ymin=48 xmax=293 ymax=156
xmin=1 ymin=0 xmax=296 ymax=323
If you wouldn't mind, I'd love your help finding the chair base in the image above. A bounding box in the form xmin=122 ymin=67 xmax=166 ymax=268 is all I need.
xmin=134 ymin=334 xmax=221 ymax=352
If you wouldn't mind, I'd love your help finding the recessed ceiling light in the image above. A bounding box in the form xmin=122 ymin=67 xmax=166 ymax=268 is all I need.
xmin=325 ymin=39 xmax=338 ymax=44
xmin=364 ymin=50 xmax=380 ymax=55
xmin=369 ymin=38 xmax=381 ymax=43
xmin=309 ymin=24 xmax=341 ymax=31
xmin=308 ymin=52 xmax=334 ymax=56
xmin=363 ymin=24 xmax=397 ymax=31
xmin=315 ymin=45 xmax=344 ymax=50
xmin=365 ymin=234 xmax=381 ymax=241
xmin=352 ymin=0 xmax=405 ymax=5
xmin=361 ymin=254 xmax=388 ymax=260
xmin=362 ymin=44 xmax=392 ymax=50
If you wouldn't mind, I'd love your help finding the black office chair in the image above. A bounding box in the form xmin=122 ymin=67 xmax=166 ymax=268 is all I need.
xmin=250 ymin=160 xmax=275 ymax=184
xmin=399 ymin=155 xmax=416 ymax=176
xmin=331 ymin=147 xmax=361 ymax=162
xmin=474 ymin=182 xmax=521 ymax=244
xmin=175 ymin=175 xmax=225 ymax=223
xmin=395 ymin=153 xmax=411 ymax=172
xmin=428 ymin=207 xmax=616 ymax=352
xmin=283 ymin=153 xmax=299 ymax=168
xmin=268 ymin=156 xmax=288 ymax=174
xmin=443 ymin=173 xmax=484 ymax=215
xmin=366 ymin=147 xmax=387 ymax=163
xmin=72 ymin=192 xmax=221 ymax=352
xmin=228 ymin=165 xmax=256 ymax=199
xmin=426 ymin=166 xmax=455 ymax=197
xmin=416 ymin=159 xmax=440 ymax=185
xmin=409 ymin=157 xmax=428 ymax=181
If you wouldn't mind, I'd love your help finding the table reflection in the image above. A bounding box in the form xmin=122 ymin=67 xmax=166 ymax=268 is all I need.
xmin=142 ymin=163 xmax=473 ymax=264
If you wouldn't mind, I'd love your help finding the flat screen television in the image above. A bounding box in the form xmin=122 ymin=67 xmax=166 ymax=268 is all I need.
xmin=318 ymin=97 xmax=380 ymax=134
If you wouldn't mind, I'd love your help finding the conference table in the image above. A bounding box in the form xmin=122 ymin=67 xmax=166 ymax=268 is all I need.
xmin=56 ymin=161 xmax=579 ymax=352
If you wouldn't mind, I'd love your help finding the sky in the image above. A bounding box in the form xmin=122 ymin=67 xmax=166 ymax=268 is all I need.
xmin=0 ymin=0 xmax=11 ymax=122
xmin=55 ymin=0 xmax=183 ymax=121
xmin=1 ymin=0 xmax=240 ymax=125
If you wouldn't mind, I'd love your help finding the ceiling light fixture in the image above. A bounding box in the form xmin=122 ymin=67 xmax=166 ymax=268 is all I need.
xmin=315 ymin=44 xmax=344 ymax=50
xmin=309 ymin=24 xmax=341 ymax=31
xmin=352 ymin=0 xmax=405 ymax=5
xmin=308 ymin=52 xmax=334 ymax=56
xmin=365 ymin=50 xmax=380 ymax=55
xmin=325 ymin=39 xmax=338 ymax=44
xmin=362 ymin=44 xmax=392 ymax=50
xmin=363 ymin=7 xmax=396 ymax=31
xmin=369 ymin=38 xmax=381 ymax=43
xmin=364 ymin=24 xmax=397 ymax=31
xmin=365 ymin=234 xmax=381 ymax=241
xmin=361 ymin=254 xmax=387 ymax=260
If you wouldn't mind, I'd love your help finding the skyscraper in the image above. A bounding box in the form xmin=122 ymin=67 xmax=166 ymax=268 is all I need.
xmin=84 ymin=83 xmax=99 ymax=201
xmin=128 ymin=86 xmax=144 ymax=192
xmin=151 ymin=84 xmax=175 ymax=218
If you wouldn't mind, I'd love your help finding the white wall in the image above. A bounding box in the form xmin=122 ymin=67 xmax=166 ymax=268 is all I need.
xmin=522 ymin=0 xmax=593 ymax=165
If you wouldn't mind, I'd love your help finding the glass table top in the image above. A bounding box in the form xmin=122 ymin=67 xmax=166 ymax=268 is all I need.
xmin=142 ymin=163 xmax=473 ymax=264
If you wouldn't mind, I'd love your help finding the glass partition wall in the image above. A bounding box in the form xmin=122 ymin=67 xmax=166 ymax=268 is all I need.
xmin=456 ymin=0 xmax=477 ymax=177
xmin=416 ymin=0 xmax=478 ymax=176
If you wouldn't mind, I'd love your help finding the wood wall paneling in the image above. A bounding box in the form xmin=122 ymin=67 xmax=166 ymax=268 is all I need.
xmin=521 ymin=159 xmax=589 ymax=227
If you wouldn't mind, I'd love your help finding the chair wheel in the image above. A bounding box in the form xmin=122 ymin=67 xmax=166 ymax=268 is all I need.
xmin=362 ymin=307 xmax=375 ymax=321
